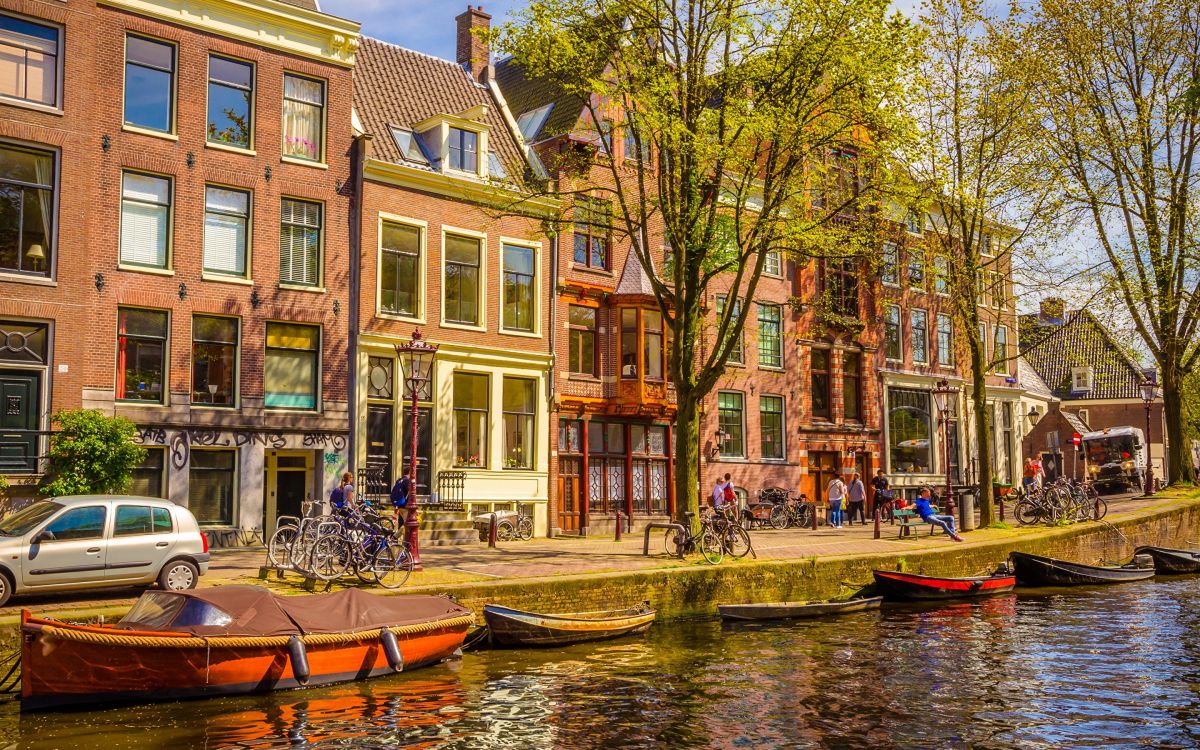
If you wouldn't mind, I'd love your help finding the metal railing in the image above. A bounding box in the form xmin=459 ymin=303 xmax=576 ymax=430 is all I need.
xmin=357 ymin=466 xmax=391 ymax=505
xmin=433 ymin=471 xmax=465 ymax=512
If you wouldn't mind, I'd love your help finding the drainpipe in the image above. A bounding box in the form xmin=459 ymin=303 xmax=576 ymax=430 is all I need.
xmin=547 ymin=232 xmax=559 ymax=405
xmin=347 ymin=134 xmax=370 ymax=472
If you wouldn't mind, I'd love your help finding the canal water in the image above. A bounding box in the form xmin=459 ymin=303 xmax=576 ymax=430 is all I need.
xmin=3 ymin=577 xmax=1200 ymax=749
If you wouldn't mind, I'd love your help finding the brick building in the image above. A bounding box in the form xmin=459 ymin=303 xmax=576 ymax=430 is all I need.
xmin=0 ymin=0 xmax=360 ymax=537
xmin=1020 ymin=298 xmax=1166 ymax=481
xmin=496 ymin=49 xmax=675 ymax=537
xmin=350 ymin=14 xmax=558 ymax=536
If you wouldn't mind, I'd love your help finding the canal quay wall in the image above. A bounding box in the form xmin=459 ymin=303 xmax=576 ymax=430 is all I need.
xmin=408 ymin=492 xmax=1200 ymax=622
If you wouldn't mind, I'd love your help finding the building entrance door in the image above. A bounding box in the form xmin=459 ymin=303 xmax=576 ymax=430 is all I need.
xmin=265 ymin=452 xmax=312 ymax=536
xmin=558 ymin=456 xmax=582 ymax=532
xmin=0 ymin=371 xmax=39 ymax=473
xmin=811 ymin=451 xmax=840 ymax=505
xmin=366 ymin=404 xmax=394 ymax=486
xmin=400 ymin=406 xmax=432 ymax=496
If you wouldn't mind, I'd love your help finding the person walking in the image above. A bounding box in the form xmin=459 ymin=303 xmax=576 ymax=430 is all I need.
xmin=871 ymin=469 xmax=893 ymax=519
xmin=390 ymin=473 xmax=411 ymax=523
xmin=914 ymin=486 xmax=963 ymax=541
xmin=711 ymin=473 xmax=729 ymax=510
xmin=826 ymin=474 xmax=847 ymax=528
xmin=846 ymin=472 xmax=867 ymax=525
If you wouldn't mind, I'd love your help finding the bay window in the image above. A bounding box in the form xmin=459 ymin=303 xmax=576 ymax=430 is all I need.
xmin=644 ymin=309 xmax=664 ymax=380
xmin=264 ymin=322 xmax=319 ymax=410
xmin=620 ymin=308 xmax=638 ymax=378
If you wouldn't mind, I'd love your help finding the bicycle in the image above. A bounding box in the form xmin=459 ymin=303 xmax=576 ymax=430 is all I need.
xmin=308 ymin=512 xmax=414 ymax=588
xmin=713 ymin=504 xmax=753 ymax=558
xmin=663 ymin=511 xmax=725 ymax=564
xmin=783 ymin=492 xmax=814 ymax=528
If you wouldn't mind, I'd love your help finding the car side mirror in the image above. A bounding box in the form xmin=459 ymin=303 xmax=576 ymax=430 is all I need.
xmin=31 ymin=530 xmax=51 ymax=545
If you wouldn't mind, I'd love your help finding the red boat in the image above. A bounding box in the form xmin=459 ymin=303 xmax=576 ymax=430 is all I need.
xmin=20 ymin=585 xmax=474 ymax=711
xmin=872 ymin=569 xmax=1016 ymax=601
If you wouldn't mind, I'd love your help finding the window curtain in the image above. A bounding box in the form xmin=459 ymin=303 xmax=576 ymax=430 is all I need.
xmin=282 ymin=75 xmax=322 ymax=161
xmin=116 ymin=311 xmax=128 ymax=399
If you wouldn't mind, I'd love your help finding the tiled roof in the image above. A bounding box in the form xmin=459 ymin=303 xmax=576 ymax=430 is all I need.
xmin=1017 ymin=356 xmax=1054 ymax=400
xmin=493 ymin=57 xmax=586 ymax=142
xmin=276 ymin=0 xmax=319 ymax=11
xmin=614 ymin=249 xmax=656 ymax=296
xmin=353 ymin=37 xmax=527 ymax=176
xmin=1018 ymin=309 xmax=1148 ymax=401
xmin=1063 ymin=410 xmax=1090 ymax=434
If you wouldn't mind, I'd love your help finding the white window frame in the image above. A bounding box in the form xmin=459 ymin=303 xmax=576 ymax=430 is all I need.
xmin=499 ymin=237 xmax=541 ymax=337
xmin=763 ymin=249 xmax=783 ymax=278
xmin=376 ymin=213 xmax=426 ymax=323
xmin=911 ymin=308 xmax=929 ymax=364
xmin=1071 ymin=366 xmax=1094 ymax=393
xmin=201 ymin=184 xmax=251 ymax=281
xmin=118 ymin=170 xmax=173 ymax=273
xmin=440 ymin=226 xmax=487 ymax=331
xmin=279 ymin=196 xmax=324 ymax=290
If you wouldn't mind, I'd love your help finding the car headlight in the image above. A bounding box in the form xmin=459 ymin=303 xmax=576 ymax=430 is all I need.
xmin=1123 ymin=461 xmax=1134 ymax=470
xmin=1089 ymin=465 xmax=1099 ymax=473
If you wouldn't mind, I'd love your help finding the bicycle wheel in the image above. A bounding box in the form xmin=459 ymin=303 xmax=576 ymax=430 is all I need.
xmin=699 ymin=528 xmax=724 ymax=564
xmin=267 ymin=525 xmax=298 ymax=568
xmin=1093 ymin=497 xmax=1108 ymax=520
xmin=1014 ymin=500 xmax=1041 ymax=526
xmin=373 ymin=543 xmax=414 ymax=589
xmin=794 ymin=504 xmax=814 ymax=528
xmin=497 ymin=520 xmax=515 ymax=541
xmin=517 ymin=517 xmax=533 ymax=540
xmin=309 ymin=535 xmax=350 ymax=581
xmin=769 ymin=505 xmax=788 ymax=530
xmin=725 ymin=525 xmax=753 ymax=558
xmin=663 ymin=528 xmax=684 ymax=557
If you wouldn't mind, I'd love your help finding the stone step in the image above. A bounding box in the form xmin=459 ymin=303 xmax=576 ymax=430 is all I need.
xmin=417 ymin=527 xmax=481 ymax=547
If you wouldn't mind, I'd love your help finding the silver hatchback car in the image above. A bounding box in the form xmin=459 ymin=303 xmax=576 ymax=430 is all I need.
xmin=0 ymin=495 xmax=211 ymax=607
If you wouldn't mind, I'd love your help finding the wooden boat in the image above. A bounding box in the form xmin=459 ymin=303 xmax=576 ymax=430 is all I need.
xmin=1010 ymin=551 xmax=1156 ymax=586
xmin=21 ymin=585 xmax=473 ymax=711
xmin=1133 ymin=546 xmax=1200 ymax=575
xmin=872 ymin=569 xmax=1016 ymax=601
xmin=718 ymin=596 xmax=883 ymax=621
xmin=483 ymin=602 xmax=655 ymax=647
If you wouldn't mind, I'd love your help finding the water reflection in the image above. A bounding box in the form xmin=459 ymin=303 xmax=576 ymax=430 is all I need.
xmin=5 ymin=580 xmax=1200 ymax=748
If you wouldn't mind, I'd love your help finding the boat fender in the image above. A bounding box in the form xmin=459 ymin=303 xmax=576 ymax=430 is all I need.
xmin=380 ymin=629 xmax=404 ymax=672
xmin=287 ymin=636 xmax=310 ymax=685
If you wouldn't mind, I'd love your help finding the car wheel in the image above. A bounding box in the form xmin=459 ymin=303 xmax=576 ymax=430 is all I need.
xmin=158 ymin=560 xmax=199 ymax=591
xmin=0 ymin=572 xmax=12 ymax=607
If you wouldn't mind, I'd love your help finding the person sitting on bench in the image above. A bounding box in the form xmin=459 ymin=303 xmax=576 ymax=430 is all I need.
xmin=914 ymin=486 xmax=963 ymax=542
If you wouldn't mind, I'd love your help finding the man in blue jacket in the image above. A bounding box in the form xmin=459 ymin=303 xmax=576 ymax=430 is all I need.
xmin=914 ymin=486 xmax=963 ymax=542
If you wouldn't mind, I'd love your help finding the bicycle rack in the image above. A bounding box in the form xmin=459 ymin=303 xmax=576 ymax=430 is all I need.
xmin=643 ymin=522 xmax=687 ymax=556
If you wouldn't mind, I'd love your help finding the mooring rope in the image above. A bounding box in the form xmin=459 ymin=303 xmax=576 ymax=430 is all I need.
xmin=35 ymin=614 xmax=476 ymax=649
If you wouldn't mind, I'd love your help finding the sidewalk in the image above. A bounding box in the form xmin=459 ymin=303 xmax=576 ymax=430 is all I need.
xmin=0 ymin=491 xmax=1164 ymax=623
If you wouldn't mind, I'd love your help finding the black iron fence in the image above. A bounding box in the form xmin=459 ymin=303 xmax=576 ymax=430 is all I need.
xmin=435 ymin=471 xmax=465 ymax=512
xmin=356 ymin=468 xmax=466 ymax=513
xmin=357 ymin=466 xmax=391 ymax=505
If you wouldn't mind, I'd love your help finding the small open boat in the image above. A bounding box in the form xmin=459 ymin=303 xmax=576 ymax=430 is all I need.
xmin=483 ymin=602 xmax=655 ymax=647
xmin=1010 ymin=551 xmax=1156 ymax=586
xmin=1133 ymin=546 xmax=1200 ymax=575
xmin=873 ymin=569 xmax=1016 ymax=601
xmin=718 ymin=596 xmax=883 ymax=621
xmin=21 ymin=586 xmax=473 ymax=711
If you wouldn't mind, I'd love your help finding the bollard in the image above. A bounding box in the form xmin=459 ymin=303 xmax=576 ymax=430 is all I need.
xmin=945 ymin=492 xmax=956 ymax=523
xmin=488 ymin=513 xmax=497 ymax=547
xmin=615 ymin=510 xmax=622 ymax=541
xmin=1094 ymin=496 xmax=1100 ymax=522
xmin=811 ymin=502 xmax=819 ymax=531
xmin=999 ymin=496 xmax=1005 ymax=523
xmin=873 ymin=505 xmax=881 ymax=540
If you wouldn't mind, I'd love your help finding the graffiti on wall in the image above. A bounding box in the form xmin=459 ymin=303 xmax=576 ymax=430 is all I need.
xmin=134 ymin=427 xmax=349 ymax=470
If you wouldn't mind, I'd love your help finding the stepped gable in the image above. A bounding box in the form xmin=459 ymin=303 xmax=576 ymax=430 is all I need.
xmin=353 ymin=37 xmax=526 ymax=174
xmin=1018 ymin=308 xmax=1147 ymax=401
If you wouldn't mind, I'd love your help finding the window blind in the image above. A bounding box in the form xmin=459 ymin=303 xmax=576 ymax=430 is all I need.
xmin=120 ymin=173 xmax=169 ymax=268
xmin=280 ymin=198 xmax=320 ymax=285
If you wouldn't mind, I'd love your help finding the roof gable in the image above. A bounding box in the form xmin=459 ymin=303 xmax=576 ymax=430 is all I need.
xmin=493 ymin=57 xmax=587 ymax=142
xmin=1018 ymin=309 xmax=1148 ymax=401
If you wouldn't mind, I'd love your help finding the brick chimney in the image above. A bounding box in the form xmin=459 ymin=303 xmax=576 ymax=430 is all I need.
xmin=1040 ymin=297 xmax=1066 ymax=324
xmin=456 ymin=5 xmax=492 ymax=83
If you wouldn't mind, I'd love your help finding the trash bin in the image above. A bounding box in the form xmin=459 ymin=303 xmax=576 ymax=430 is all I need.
xmin=959 ymin=489 xmax=977 ymax=531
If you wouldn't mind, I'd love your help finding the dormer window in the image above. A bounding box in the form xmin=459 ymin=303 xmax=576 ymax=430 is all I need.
xmin=390 ymin=127 xmax=430 ymax=166
xmin=448 ymin=127 xmax=477 ymax=172
xmin=1071 ymin=366 xmax=1094 ymax=393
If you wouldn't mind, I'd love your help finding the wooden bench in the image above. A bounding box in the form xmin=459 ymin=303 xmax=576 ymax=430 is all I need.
xmin=894 ymin=508 xmax=947 ymax=538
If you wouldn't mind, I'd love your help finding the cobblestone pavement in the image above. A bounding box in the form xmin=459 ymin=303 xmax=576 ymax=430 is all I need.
xmin=0 ymin=491 xmax=1161 ymax=621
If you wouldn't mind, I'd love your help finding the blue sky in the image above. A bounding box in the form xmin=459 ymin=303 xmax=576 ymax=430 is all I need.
xmin=321 ymin=1 xmax=922 ymax=60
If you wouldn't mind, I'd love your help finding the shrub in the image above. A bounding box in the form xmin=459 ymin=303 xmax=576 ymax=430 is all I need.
xmin=40 ymin=409 xmax=145 ymax=497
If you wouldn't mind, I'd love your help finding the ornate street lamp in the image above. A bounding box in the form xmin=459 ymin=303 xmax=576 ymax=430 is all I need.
xmin=931 ymin=378 xmax=961 ymax=527
xmin=1026 ymin=405 xmax=1041 ymax=429
xmin=1140 ymin=377 xmax=1158 ymax=497
xmin=395 ymin=329 xmax=438 ymax=569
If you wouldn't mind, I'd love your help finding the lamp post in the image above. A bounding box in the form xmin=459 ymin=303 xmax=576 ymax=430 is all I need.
xmin=1140 ymin=377 xmax=1157 ymax=497
xmin=395 ymin=329 xmax=438 ymax=569
xmin=931 ymin=378 xmax=962 ymax=528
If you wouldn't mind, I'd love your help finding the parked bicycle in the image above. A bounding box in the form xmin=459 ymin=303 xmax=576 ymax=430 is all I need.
xmin=713 ymin=503 xmax=753 ymax=558
xmin=663 ymin=511 xmax=725 ymax=564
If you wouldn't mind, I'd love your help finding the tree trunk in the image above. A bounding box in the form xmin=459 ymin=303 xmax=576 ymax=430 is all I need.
xmin=673 ymin=389 xmax=702 ymax=532
xmin=970 ymin=358 xmax=995 ymax=526
xmin=1160 ymin=365 xmax=1195 ymax=485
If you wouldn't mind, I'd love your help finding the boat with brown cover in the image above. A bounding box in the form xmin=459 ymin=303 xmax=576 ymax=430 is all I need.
xmin=718 ymin=596 xmax=883 ymax=621
xmin=1133 ymin=546 xmax=1200 ymax=575
xmin=1010 ymin=551 xmax=1156 ymax=586
xmin=483 ymin=602 xmax=655 ymax=646
xmin=872 ymin=569 xmax=1017 ymax=601
xmin=21 ymin=585 xmax=474 ymax=710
